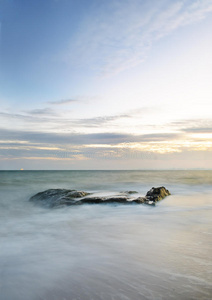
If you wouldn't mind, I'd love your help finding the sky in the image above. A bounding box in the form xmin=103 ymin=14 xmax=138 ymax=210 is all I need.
xmin=0 ymin=0 xmax=212 ymax=170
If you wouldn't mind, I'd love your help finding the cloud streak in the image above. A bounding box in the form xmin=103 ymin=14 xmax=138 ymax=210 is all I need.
xmin=24 ymin=108 xmax=58 ymax=116
xmin=48 ymin=99 xmax=77 ymax=105
xmin=0 ymin=128 xmax=181 ymax=146
xmin=182 ymin=127 xmax=212 ymax=134
xmin=0 ymin=109 xmax=132 ymax=131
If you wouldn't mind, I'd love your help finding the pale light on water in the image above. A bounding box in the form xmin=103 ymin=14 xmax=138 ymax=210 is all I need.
xmin=0 ymin=171 xmax=212 ymax=300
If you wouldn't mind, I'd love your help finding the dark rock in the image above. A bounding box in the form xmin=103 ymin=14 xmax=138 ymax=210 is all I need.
xmin=69 ymin=191 xmax=91 ymax=198
xmin=81 ymin=196 xmax=128 ymax=204
xmin=29 ymin=186 xmax=170 ymax=208
xmin=80 ymin=197 xmax=107 ymax=204
xmin=132 ymin=197 xmax=146 ymax=204
xmin=145 ymin=186 xmax=171 ymax=202
xmin=29 ymin=189 xmax=90 ymax=208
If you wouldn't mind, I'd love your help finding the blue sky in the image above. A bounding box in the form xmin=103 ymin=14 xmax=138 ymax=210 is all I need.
xmin=0 ymin=0 xmax=212 ymax=169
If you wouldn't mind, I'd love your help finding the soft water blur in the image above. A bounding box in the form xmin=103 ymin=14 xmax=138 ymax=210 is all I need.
xmin=0 ymin=170 xmax=212 ymax=300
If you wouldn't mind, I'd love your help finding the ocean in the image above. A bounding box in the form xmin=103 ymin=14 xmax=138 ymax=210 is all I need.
xmin=0 ymin=170 xmax=212 ymax=300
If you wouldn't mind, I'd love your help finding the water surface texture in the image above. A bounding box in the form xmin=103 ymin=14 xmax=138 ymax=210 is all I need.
xmin=0 ymin=170 xmax=212 ymax=300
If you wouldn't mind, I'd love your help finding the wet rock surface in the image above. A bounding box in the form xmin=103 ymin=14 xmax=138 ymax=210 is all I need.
xmin=145 ymin=186 xmax=171 ymax=202
xmin=81 ymin=196 xmax=129 ymax=204
xmin=29 ymin=187 xmax=170 ymax=208
xmin=29 ymin=189 xmax=91 ymax=208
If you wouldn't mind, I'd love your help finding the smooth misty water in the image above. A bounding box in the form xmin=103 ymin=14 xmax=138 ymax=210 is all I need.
xmin=0 ymin=170 xmax=212 ymax=300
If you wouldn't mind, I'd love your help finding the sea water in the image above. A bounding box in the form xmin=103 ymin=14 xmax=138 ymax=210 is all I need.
xmin=0 ymin=170 xmax=212 ymax=300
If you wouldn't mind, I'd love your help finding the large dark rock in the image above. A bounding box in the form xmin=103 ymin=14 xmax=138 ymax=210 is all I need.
xmin=145 ymin=186 xmax=171 ymax=202
xmin=29 ymin=189 xmax=90 ymax=208
xmin=29 ymin=186 xmax=170 ymax=208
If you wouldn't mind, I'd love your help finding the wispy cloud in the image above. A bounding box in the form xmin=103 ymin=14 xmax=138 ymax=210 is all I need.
xmin=0 ymin=109 xmax=59 ymax=120
xmin=170 ymin=119 xmax=212 ymax=132
xmin=72 ymin=114 xmax=131 ymax=127
xmin=0 ymin=111 xmax=32 ymax=120
xmin=24 ymin=108 xmax=58 ymax=116
xmin=48 ymin=99 xmax=77 ymax=105
xmin=66 ymin=0 xmax=212 ymax=76
xmin=182 ymin=127 xmax=212 ymax=134
xmin=0 ymin=109 xmax=132 ymax=131
xmin=48 ymin=95 xmax=100 ymax=106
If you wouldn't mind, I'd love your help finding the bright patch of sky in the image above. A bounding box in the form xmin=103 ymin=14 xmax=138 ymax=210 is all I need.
xmin=0 ymin=0 xmax=212 ymax=169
